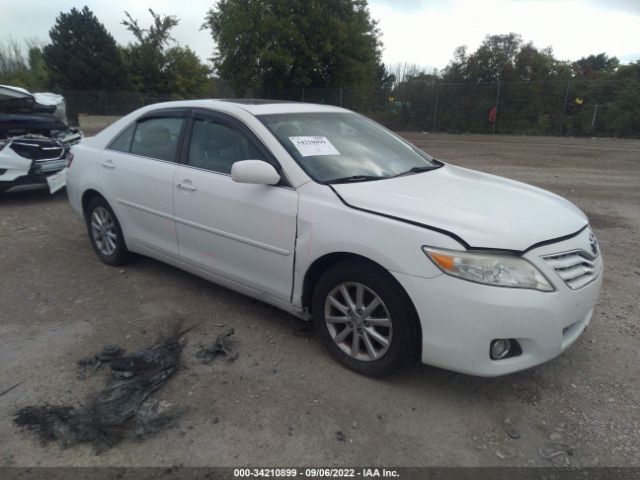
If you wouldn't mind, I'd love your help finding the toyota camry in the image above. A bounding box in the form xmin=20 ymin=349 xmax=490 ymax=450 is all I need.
xmin=65 ymin=100 xmax=602 ymax=377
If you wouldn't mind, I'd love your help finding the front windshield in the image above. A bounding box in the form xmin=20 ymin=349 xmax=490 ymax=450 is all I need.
xmin=258 ymin=112 xmax=440 ymax=183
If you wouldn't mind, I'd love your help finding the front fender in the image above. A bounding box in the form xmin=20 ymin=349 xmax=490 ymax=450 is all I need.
xmin=292 ymin=183 xmax=458 ymax=306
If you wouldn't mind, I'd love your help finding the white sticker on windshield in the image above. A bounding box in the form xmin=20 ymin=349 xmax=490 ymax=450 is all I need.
xmin=289 ymin=136 xmax=340 ymax=157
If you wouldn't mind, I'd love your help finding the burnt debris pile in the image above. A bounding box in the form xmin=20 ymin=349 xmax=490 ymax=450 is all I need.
xmin=14 ymin=333 xmax=184 ymax=452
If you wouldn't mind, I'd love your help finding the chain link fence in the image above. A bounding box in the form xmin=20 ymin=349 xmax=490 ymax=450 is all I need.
xmin=62 ymin=77 xmax=640 ymax=138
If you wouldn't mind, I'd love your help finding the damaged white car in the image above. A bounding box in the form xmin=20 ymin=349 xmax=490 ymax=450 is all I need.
xmin=0 ymin=85 xmax=82 ymax=194
xmin=66 ymin=100 xmax=602 ymax=377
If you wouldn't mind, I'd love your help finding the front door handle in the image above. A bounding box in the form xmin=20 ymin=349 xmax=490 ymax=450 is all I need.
xmin=176 ymin=180 xmax=197 ymax=192
xmin=101 ymin=159 xmax=115 ymax=169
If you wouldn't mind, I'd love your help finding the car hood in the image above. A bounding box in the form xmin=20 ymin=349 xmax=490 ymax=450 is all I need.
xmin=0 ymin=85 xmax=64 ymax=119
xmin=332 ymin=164 xmax=588 ymax=251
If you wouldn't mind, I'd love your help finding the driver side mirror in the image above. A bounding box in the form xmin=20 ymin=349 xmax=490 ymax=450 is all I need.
xmin=231 ymin=160 xmax=281 ymax=186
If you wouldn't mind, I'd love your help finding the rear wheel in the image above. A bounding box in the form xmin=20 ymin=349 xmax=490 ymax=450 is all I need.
xmin=86 ymin=196 xmax=133 ymax=266
xmin=312 ymin=260 xmax=420 ymax=377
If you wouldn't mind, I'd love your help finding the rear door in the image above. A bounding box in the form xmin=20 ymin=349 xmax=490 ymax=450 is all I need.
xmin=173 ymin=110 xmax=298 ymax=301
xmin=100 ymin=109 xmax=188 ymax=259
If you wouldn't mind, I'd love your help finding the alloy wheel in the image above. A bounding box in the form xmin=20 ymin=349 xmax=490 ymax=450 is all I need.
xmin=324 ymin=282 xmax=393 ymax=361
xmin=90 ymin=206 xmax=118 ymax=256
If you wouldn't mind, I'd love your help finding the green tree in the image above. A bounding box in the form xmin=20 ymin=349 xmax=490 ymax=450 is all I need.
xmin=121 ymin=9 xmax=178 ymax=93
xmin=462 ymin=33 xmax=522 ymax=83
xmin=605 ymin=61 xmax=640 ymax=136
xmin=27 ymin=47 xmax=49 ymax=89
xmin=391 ymin=33 xmax=638 ymax=137
xmin=442 ymin=46 xmax=468 ymax=82
xmin=121 ymin=9 xmax=211 ymax=95
xmin=573 ymin=53 xmax=619 ymax=77
xmin=514 ymin=44 xmax=568 ymax=81
xmin=0 ymin=39 xmax=27 ymax=78
xmin=165 ymin=46 xmax=212 ymax=97
xmin=43 ymin=6 xmax=127 ymax=90
xmin=203 ymin=0 xmax=381 ymax=97
xmin=0 ymin=39 xmax=49 ymax=90
xmin=374 ymin=62 xmax=395 ymax=99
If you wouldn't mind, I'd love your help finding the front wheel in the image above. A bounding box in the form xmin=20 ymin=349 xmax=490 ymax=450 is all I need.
xmin=312 ymin=260 xmax=420 ymax=377
xmin=86 ymin=196 xmax=133 ymax=266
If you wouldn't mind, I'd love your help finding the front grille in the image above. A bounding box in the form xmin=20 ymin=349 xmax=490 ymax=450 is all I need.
xmin=543 ymin=250 xmax=598 ymax=290
xmin=9 ymin=138 xmax=64 ymax=161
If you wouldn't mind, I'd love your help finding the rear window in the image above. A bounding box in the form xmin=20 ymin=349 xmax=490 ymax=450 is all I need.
xmin=117 ymin=117 xmax=185 ymax=162
xmin=131 ymin=117 xmax=184 ymax=162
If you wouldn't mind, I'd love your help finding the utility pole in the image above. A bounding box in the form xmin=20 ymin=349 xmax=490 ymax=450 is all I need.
xmin=492 ymin=78 xmax=501 ymax=134
xmin=559 ymin=80 xmax=570 ymax=136
xmin=432 ymin=79 xmax=440 ymax=132
xmin=591 ymin=104 xmax=599 ymax=130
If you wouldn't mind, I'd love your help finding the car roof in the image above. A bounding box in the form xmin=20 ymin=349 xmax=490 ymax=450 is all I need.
xmin=145 ymin=99 xmax=348 ymax=116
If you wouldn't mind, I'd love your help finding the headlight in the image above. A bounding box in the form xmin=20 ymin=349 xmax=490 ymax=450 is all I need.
xmin=423 ymin=247 xmax=554 ymax=292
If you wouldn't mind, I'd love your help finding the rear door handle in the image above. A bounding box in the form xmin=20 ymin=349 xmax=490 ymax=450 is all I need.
xmin=101 ymin=159 xmax=115 ymax=169
xmin=176 ymin=180 xmax=197 ymax=192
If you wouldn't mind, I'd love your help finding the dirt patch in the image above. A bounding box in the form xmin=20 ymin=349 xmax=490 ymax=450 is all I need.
xmin=583 ymin=212 xmax=630 ymax=230
xmin=1 ymin=133 xmax=639 ymax=467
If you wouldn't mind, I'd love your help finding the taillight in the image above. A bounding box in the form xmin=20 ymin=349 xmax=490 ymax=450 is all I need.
xmin=65 ymin=151 xmax=74 ymax=168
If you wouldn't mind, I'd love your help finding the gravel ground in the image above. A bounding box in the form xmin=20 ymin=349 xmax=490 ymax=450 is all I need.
xmin=0 ymin=133 xmax=638 ymax=467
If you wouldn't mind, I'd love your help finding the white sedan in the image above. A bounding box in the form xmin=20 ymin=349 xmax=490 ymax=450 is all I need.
xmin=66 ymin=100 xmax=602 ymax=377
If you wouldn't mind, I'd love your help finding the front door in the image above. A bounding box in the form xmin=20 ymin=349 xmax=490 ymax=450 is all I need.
xmin=173 ymin=111 xmax=298 ymax=301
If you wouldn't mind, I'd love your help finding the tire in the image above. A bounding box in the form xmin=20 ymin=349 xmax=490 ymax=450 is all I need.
xmin=85 ymin=196 xmax=133 ymax=266
xmin=312 ymin=260 xmax=420 ymax=377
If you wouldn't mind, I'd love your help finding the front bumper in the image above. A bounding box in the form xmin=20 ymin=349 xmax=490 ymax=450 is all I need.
xmin=394 ymin=229 xmax=603 ymax=376
xmin=0 ymin=172 xmax=60 ymax=193
xmin=0 ymin=151 xmax=66 ymax=193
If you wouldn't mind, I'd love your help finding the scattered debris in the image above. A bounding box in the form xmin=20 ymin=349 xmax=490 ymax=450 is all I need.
xmin=196 ymin=329 xmax=239 ymax=364
xmin=507 ymin=428 xmax=521 ymax=440
xmin=14 ymin=326 xmax=189 ymax=453
xmin=336 ymin=430 xmax=347 ymax=442
xmin=0 ymin=381 xmax=23 ymax=399
xmin=78 ymin=344 xmax=124 ymax=378
xmin=495 ymin=447 xmax=516 ymax=460
xmin=538 ymin=442 xmax=575 ymax=466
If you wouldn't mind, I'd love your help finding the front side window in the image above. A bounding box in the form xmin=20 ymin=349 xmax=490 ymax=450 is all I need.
xmin=188 ymin=118 xmax=265 ymax=174
xmin=258 ymin=112 xmax=440 ymax=183
xmin=130 ymin=117 xmax=184 ymax=162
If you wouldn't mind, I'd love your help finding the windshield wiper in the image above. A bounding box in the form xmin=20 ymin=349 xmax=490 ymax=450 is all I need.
xmin=327 ymin=175 xmax=386 ymax=184
xmin=392 ymin=165 xmax=440 ymax=178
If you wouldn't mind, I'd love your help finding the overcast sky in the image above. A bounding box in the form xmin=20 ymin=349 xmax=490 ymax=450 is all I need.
xmin=1 ymin=0 xmax=639 ymax=71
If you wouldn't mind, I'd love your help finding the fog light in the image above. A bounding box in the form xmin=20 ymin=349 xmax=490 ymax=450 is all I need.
xmin=490 ymin=339 xmax=512 ymax=360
